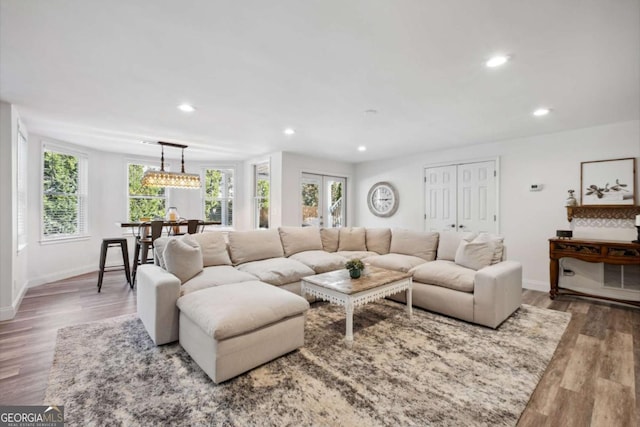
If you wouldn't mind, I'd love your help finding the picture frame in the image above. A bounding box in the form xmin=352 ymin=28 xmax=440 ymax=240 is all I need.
xmin=580 ymin=158 xmax=636 ymax=205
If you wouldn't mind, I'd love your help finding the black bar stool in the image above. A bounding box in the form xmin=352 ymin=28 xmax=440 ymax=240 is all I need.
xmin=132 ymin=220 xmax=164 ymax=285
xmin=187 ymin=219 xmax=205 ymax=234
xmin=97 ymin=238 xmax=132 ymax=292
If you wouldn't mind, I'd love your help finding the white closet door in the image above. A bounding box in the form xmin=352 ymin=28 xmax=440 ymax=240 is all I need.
xmin=457 ymin=161 xmax=496 ymax=233
xmin=424 ymin=160 xmax=497 ymax=234
xmin=424 ymin=165 xmax=458 ymax=231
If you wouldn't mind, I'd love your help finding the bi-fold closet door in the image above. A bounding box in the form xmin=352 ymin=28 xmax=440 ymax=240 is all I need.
xmin=424 ymin=160 xmax=498 ymax=234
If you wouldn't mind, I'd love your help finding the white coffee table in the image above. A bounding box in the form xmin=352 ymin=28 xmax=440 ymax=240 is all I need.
xmin=301 ymin=266 xmax=412 ymax=344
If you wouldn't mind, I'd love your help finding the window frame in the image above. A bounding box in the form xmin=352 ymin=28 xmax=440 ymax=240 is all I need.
xmin=126 ymin=160 xmax=169 ymax=222
xmin=253 ymin=161 xmax=270 ymax=229
xmin=40 ymin=141 xmax=89 ymax=243
xmin=201 ymin=165 xmax=235 ymax=229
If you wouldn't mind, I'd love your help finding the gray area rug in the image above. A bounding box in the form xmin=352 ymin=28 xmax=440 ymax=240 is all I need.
xmin=45 ymin=301 xmax=570 ymax=426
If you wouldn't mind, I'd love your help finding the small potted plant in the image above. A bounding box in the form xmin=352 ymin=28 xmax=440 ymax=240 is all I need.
xmin=345 ymin=259 xmax=365 ymax=279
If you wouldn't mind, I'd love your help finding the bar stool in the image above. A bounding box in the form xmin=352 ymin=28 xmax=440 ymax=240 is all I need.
xmin=132 ymin=220 xmax=164 ymax=285
xmin=97 ymin=238 xmax=132 ymax=292
xmin=187 ymin=219 xmax=205 ymax=234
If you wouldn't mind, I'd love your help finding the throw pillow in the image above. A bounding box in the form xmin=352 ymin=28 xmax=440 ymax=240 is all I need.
xmin=163 ymin=238 xmax=203 ymax=284
xmin=454 ymin=239 xmax=495 ymax=271
xmin=365 ymin=228 xmax=392 ymax=254
xmin=473 ymin=233 xmax=505 ymax=264
xmin=278 ymin=226 xmax=323 ymax=257
xmin=390 ymin=229 xmax=439 ymax=261
xmin=337 ymin=227 xmax=367 ymax=251
xmin=437 ymin=231 xmax=477 ymax=261
xmin=227 ymin=229 xmax=285 ymax=265
xmin=320 ymin=228 xmax=340 ymax=252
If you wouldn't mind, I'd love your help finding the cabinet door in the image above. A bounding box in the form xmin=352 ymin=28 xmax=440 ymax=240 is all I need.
xmin=424 ymin=165 xmax=458 ymax=231
xmin=457 ymin=161 xmax=496 ymax=233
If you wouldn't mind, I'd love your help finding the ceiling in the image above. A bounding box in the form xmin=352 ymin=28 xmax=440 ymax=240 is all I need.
xmin=1 ymin=0 xmax=638 ymax=162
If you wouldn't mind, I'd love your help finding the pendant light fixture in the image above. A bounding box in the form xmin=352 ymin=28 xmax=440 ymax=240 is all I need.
xmin=141 ymin=141 xmax=201 ymax=189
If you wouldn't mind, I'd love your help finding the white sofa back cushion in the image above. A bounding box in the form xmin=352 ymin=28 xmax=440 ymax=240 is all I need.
xmin=338 ymin=227 xmax=367 ymax=251
xmin=437 ymin=231 xmax=477 ymax=261
xmin=473 ymin=233 xmax=505 ymax=264
xmin=228 ymin=229 xmax=285 ymax=265
xmin=366 ymin=228 xmax=391 ymax=255
xmin=390 ymin=229 xmax=439 ymax=261
xmin=278 ymin=226 xmax=323 ymax=257
xmin=183 ymin=232 xmax=232 ymax=267
xmin=320 ymin=228 xmax=340 ymax=252
xmin=163 ymin=238 xmax=204 ymax=283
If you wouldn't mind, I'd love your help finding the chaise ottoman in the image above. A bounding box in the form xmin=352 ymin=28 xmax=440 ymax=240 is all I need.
xmin=176 ymin=280 xmax=310 ymax=383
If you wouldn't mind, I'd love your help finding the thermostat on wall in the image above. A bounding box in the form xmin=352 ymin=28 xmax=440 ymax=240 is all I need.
xmin=529 ymin=184 xmax=543 ymax=192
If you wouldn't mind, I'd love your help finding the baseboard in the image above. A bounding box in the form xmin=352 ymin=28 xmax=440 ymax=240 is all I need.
xmin=523 ymin=279 xmax=549 ymax=293
xmin=0 ymin=282 xmax=28 ymax=321
xmin=27 ymin=264 xmax=96 ymax=288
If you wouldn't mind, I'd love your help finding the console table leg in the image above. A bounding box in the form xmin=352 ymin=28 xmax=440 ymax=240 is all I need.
xmin=549 ymin=258 xmax=559 ymax=300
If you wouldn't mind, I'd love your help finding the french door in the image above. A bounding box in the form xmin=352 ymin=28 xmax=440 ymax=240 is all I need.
xmin=301 ymin=173 xmax=346 ymax=227
xmin=424 ymin=160 xmax=497 ymax=233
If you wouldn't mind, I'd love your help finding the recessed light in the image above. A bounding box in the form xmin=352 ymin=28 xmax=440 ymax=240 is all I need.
xmin=533 ymin=108 xmax=551 ymax=117
xmin=283 ymin=128 xmax=295 ymax=135
xmin=364 ymin=109 xmax=378 ymax=115
xmin=358 ymin=146 xmax=367 ymax=152
xmin=486 ymin=55 xmax=509 ymax=68
xmin=177 ymin=103 xmax=195 ymax=113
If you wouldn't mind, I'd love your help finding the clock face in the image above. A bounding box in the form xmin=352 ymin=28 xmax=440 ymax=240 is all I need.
xmin=367 ymin=182 xmax=398 ymax=217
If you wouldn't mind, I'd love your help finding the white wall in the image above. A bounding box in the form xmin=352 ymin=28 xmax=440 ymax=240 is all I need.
xmin=281 ymin=152 xmax=356 ymax=227
xmin=355 ymin=120 xmax=640 ymax=290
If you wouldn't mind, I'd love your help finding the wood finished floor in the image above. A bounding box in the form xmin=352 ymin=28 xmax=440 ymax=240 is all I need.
xmin=0 ymin=273 xmax=638 ymax=426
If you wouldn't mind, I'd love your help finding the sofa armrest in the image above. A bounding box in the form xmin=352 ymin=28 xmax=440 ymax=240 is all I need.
xmin=136 ymin=264 xmax=181 ymax=345
xmin=473 ymin=260 xmax=523 ymax=328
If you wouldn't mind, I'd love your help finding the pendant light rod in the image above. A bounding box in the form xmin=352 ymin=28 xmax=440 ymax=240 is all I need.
xmin=181 ymin=148 xmax=185 ymax=173
xmin=160 ymin=145 xmax=165 ymax=172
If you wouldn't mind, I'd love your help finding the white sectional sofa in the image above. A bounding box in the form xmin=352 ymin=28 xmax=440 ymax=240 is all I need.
xmin=137 ymin=226 xmax=522 ymax=346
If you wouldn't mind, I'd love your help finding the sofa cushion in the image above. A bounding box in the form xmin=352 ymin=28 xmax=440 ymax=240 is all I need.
xmin=472 ymin=233 xmax=505 ymax=264
xmin=153 ymin=236 xmax=170 ymax=269
xmin=365 ymin=253 xmax=427 ymax=273
xmin=290 ymin=250 xmax=347 ymax=274
xmin=236 ymin=257 xmax=315 ymax=286
xmin=163 ymin=238 xmax=203 ymax=284
xmin=337 ymin=227 xmax=367 ymax=251
xmin=437 ymin=231 xmax=477 ymax=261
xmin=278 ymin=226 xmax=323 ymax=257
xmin=336 ymin=251 xmax=378 ymax=261
xmin=366 ymin=228 xmax=391 ymax=255
xmin=320 ymin=228 xmax=340 ymax=252
xmin=410 ymin=260 xmax=476 ymax=293
xmin=390 ymin=229 xmax=439 ymax=261
xmin=177 ymin=281 xmax=310 ymax=340
xmin=183 ymin=232 xmax=232 ymax=267
xmin=228 ymin=229 xmax=285 ymax=265
xmin=180 ymin=266 xmax=258 ymax=296
xmin=454 ymin=239 xmax=495 ymax=271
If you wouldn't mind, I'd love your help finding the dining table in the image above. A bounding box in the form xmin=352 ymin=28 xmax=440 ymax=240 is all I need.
xmin=118 ymin=219 xmax=221 ymax=283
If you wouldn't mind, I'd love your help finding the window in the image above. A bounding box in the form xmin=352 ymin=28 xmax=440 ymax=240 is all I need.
xmin=128 ymin=163 xmax=167 ymax=221
xmin=254 ymin=162 xmax=270 ymax=229
xmin=203 ymin=167 xmax=234 ymax=227
xmin=16 ymin=123 xmax=27 ymax=250
xmin=41 ymin=144 xmax=88 ymax=240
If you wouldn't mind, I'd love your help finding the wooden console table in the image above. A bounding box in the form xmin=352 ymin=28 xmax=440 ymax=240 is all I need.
xmin=549 ymin=237 xmax=640 ymax=307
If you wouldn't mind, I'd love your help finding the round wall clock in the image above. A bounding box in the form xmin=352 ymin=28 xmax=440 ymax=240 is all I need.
xmin=367 ymin=181 xmax=399 ymax=217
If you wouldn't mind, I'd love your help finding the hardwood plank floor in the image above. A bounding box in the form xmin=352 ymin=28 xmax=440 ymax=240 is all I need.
xmin=0 ymin=276 xmax=638 ymax=426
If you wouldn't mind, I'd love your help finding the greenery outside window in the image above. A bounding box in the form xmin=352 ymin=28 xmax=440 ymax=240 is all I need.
xmin=128 ymin=163 xmax=167 ymax=221
xmin=41 ymin=144 xmax=88 ymax=240
xmin=254 ymin=162 xmax=270 ymax=229
xmin=203 ymin=167 xmax=234 ymax=227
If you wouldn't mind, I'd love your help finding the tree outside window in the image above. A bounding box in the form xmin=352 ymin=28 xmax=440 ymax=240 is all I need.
xmin=254 ymin=163 xmax=270 ymax=228
xmin=204 ymin=168 xmax=233 ymax=226
xmin=42 ymin=147 xmax=87 ymax=239
xmin=128 ymin=163 xmax=166 ymax=221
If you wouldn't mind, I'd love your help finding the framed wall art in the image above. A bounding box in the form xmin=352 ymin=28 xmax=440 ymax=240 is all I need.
xmin=581 ymin=157 xmax=636 ymax=205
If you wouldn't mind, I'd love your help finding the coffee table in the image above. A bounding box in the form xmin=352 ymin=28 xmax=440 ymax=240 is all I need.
xmin=301 ymin=266 xmax=412 ymax=344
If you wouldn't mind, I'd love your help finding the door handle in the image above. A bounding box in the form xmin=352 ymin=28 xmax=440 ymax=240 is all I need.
xmin=458 ymin=225 xmax=465 ymax=228
xmin=449 ymin=224 xmax=456 ymax=228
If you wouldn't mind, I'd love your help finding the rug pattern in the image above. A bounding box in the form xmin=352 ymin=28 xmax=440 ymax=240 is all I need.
xmin=45 ymin=301 xmax=570 ymax=426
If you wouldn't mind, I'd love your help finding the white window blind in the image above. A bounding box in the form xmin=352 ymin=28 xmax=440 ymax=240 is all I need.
xmin=16 ymin=124 xmax=28 ymax=250
xmin=41 ymin=143 xmax=88 ymax=241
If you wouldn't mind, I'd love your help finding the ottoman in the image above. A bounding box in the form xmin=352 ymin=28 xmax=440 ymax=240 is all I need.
xmin=176 ymin=280 xmax=310 ymax=383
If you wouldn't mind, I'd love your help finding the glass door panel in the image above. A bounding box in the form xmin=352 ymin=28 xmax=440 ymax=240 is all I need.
xmin=301 ymin=174 xmax=321 ymax=226
xmin=301 ymin=173 xmax=346 ymax=228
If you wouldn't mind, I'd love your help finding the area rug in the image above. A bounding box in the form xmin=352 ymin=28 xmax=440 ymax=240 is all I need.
xmin=45 ymin=301 xmax=570 ymax=426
